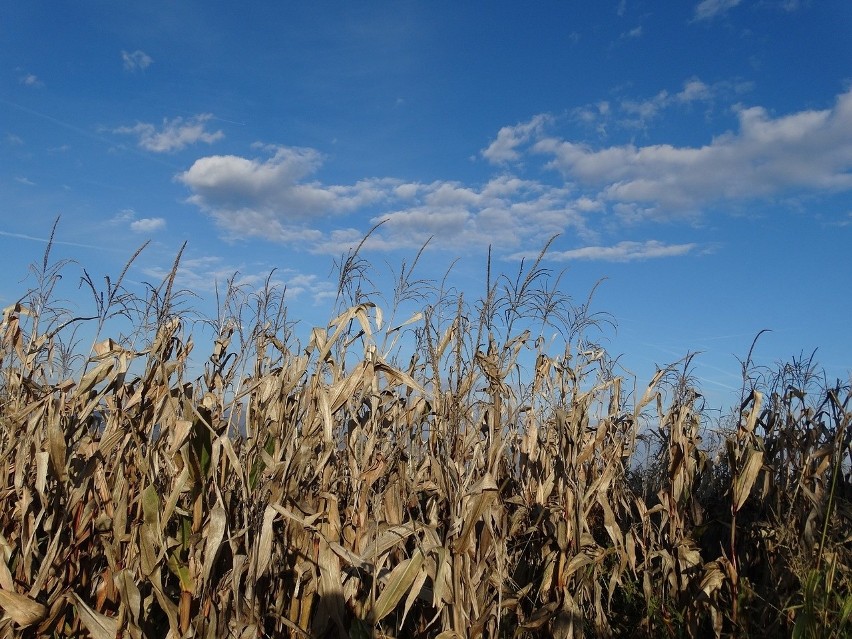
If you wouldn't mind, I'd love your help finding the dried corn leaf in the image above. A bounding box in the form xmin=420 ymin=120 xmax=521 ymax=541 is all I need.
xmin=69 ymin=592 xmax=119 ymax=639
xmin=202 ymin=500 xmax=227 ymax=585
xmin=369 ymin=549 xmax=424 ymax=624
xmin=699 ymin=562 xmax=726 ymax=597
xmin=733 ymin=448 xmax=763 ymax=513
xmin=255 ymin=505 xmax=277 ymax=579
xmin=454 ymin=473 xmax=498 ymax=552
xmin=0 ymin=588 xmax=46 ymax=628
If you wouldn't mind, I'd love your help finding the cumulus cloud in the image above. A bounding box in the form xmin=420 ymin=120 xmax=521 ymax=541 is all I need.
xmin=130 ymin=217 xmax=166 ymax=233
xmin=178 ymin=87 xmax=852 ymax=262
xmin=511 ymin=240 xmax=698 ymax=262
xmin=534 ymin=87 xmax=852 ymax=213
xmin=693 ymin=0 xmax=742 ymax=21
xmin=179 ymin=142 xmax=596 ymax=255
xmin=313 ymin=177 xmax=592 ymax=255
xmin=122 ymin=50 xmax=153 ymax=72
xmin=178 ymin=145 xmax=392 ymax=226
xmin=114 ymin=114 xmax=224 ymax=152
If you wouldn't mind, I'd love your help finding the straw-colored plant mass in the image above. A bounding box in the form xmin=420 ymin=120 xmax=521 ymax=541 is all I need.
xmin=0 ymin=223 xmax=849 ymax=638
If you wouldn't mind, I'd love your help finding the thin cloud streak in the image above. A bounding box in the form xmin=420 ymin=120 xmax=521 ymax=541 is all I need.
xmin=509 ymin=240 xmax=699 ymax=262
xmin=693 ymin=0 xmax=742 ymax=21
xmin=0 ymin=230 xmax=113 ymax=252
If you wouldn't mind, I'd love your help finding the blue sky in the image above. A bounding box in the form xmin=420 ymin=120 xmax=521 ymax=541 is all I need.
xmin=2 ymin=1 xmax=851 ymax=412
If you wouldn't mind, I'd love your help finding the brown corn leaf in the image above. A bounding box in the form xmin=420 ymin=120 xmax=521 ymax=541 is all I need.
xmin=369 ymin=549 xmax=425 ymax=624
xmin=202 ymin=500 xmax=227 ymax=585
xmin=69 ymin=592 xmax=119 ymax=639
xmin=255 ymin=505 xmax=277 ymax=579
xmin=733 ymin=448 xmax=764 ymax=513
xmin=699 ymin=562 xmax=726 ymax=597
xmin=46 ymin=418 xmax=67 ymax=482
xmin=399 ymin=564 xmax=429 ymax=628
xmin=454 ymin=473 xmax=498 ymax=552
xmin=77 ymin=359 xmax=115 ymax=397
xmin=0 ymin=588 xmax=46 ymax=628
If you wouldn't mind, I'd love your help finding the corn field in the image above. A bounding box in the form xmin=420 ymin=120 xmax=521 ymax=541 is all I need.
xmin=0 ymin=232 xmax=849 ymax=638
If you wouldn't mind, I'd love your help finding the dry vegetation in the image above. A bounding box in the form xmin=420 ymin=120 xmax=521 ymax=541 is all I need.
xmin=0 ymin=226 xmax=849 ymax=638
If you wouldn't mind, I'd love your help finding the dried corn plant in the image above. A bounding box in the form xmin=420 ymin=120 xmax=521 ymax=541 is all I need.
xmin=0 ymin=231 xmax=849 ymax=638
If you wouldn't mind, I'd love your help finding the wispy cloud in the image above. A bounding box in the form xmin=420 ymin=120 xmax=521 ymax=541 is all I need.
xmin=693 ymin=0 xmax=742 ymax=21
xmin=122 ymin=49 xmax=153 ymax=72
xmin=622 ymin=26 xmax=643 ymax=39
xmin=109 ymin=209 xmax=137 ymax=225
xmin=480 ymin=114 xmax=550 ymax=164
xmin=567 ymin=78 xmax=751 ymax=134
xmin=114 ymin=114 xmax=224 ymax=152
xmin=140 ymin=257 xmax=335 ymax=304
xmin=676 ymin=78 xmax=712 ymax=103
xmin=19 ymin=73 xmax=43 ymax=88
xmin=109 ymin=209 xmax=165 ymax=233
xmin=510 ymin=240 xmax=699 ymax=262
xmin=14 ymin=177 xmax=35 ymax=186
xmin=130 ymin=217 xmax=166 ymax=233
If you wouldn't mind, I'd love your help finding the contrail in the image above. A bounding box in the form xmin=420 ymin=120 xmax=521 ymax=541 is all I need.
xmin=0 ymin=229 xmax=118 ymax=252
xmin=0 ymin=98 xmax=180 ymax=169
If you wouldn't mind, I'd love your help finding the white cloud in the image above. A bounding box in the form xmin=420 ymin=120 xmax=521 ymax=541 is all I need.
xmin=130 ymin=217 xmax=166 ymax=233
xmin=676 ymin=79 xmax=712 ymax=103
xmin=511 ymin=240 xmax=698 ymax=262
xmin=693 ymin=0 xmax=742 ymax=21
xmin=14 ymin=176 xmax=36 ymax=186
xmin=314 ymin=177 xmax=592 ymax=255
xmin=19 ymin=73 xmax=43 ymax=88
xmin=178 ymin=88 xmax=852 ymax=262
xmin=141 ymin=257 xmax=334 ymax=304
xmin=178 ymin=145 xmax=392 ymax=227
xmin=534 ymin=87 xmax=852 ymax=213
xmin=621 ymin=90 xmax=669 ymax=122
xmin=6 ymin=134 xmax=24 ymax=145
xmin=481 ymin=114 xmax=549 ymax=164
xmin=115 ymin=114 xmax=224 ymax=152
xmin=179 ymin=142 xmax=597 ymax=255
xmin=622 ymin=26 xmax=643 ymax=39
xmin=122 ymin=50 xmax=153 ymax=72
xmin=571 ymin=78 xmax=721 ymax=132
xmin=109 ymin=209 xmax=136 ymax=225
